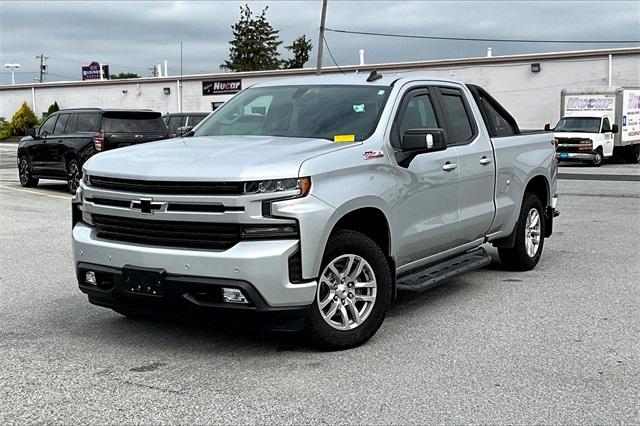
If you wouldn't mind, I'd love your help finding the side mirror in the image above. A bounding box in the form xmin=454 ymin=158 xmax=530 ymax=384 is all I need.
xmin=611 ymin=124 xmax=619 ymax=134
xmin=401 ymin=128 xmax=446 ymax=153
xmin=25 ymin=127 xmax=37 ymax=138
xmin=176 ymin=126 xmax=194 ymax=137
xmin=544 ymin=123 xmax=551 ymax=132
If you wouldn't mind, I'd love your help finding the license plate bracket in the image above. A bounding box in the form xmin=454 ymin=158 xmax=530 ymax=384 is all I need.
xmin=122 ymin=266 xmax=165 ymax=297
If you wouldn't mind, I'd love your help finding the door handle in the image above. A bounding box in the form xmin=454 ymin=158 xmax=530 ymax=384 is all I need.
xmin=442 ymin=162 xmax=457 ymax=172
xmin=479 ymin=156 xmax=493 ymax=165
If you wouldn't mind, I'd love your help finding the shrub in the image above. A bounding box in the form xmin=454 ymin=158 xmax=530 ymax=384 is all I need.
xmin=2 ymin=102 xmax=38 ymax=137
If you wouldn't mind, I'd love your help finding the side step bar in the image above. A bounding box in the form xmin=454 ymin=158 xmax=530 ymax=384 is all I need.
xmin=396 ymin=247 xmax=492 ymax=292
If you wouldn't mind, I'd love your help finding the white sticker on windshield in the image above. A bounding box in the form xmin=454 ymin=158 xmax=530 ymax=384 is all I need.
xmin=353 ymin=104 xmax=365 ymax=113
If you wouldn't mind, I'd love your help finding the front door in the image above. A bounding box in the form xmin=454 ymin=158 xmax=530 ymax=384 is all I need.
xmin=45 ymin=112 xmax=71 ymax=177
xmin=30 ymin=114 xmax=58 ymax=175
xmin=390 ymin=87 xmax=461 ymax=268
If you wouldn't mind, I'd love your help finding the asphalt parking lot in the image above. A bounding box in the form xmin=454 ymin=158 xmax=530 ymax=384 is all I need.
xmin=1 ymin=143 xmax=638 ymax=424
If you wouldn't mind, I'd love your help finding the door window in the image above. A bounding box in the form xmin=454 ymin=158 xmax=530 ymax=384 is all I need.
xmin=393 ymin=91 xmax=440 ymax=149
xmin=481 ymin=98 xmax=516 ymax=136
xmin=602 ymin=117 xmax=611 ymax=132
xmin=39 ymin=115 xmax=58 ymax=136
xmin=439 ymin=89 xmax=475 ymax=145
xmin=53 ymin=114 xmax=70 ymax=135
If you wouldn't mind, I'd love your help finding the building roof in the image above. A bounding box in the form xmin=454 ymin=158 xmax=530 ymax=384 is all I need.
xmin=1 ymin=46 xmax=639 ymax=91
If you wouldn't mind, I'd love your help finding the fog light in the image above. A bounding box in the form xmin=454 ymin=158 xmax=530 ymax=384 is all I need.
xmin=222 ymin=288 xmax=248 ymax=304
xmin=85 ymin=271 xmax=97 ymax=285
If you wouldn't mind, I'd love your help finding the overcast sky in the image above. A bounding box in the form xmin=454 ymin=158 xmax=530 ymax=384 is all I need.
xmin=0 ymin=1 xmax=638 ymax=85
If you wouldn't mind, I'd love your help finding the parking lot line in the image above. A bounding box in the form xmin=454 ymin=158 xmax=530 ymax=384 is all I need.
xmin=0 ymin=184 xmax=71 ymax=200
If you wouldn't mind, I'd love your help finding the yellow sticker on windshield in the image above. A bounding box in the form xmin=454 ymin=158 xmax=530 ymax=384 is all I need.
xmin=333 ymin=134 xmax=356 ymax=143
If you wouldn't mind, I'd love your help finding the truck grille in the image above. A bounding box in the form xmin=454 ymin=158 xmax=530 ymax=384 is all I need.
xmin=93 ymin=214 xmax=241 ymax=250
xmin=90 ymin=175 xmax=245 ymax=195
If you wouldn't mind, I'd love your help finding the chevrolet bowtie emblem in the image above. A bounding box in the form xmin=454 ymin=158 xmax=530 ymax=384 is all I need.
xmin=131 ymin=198 xmax=165 ymax=214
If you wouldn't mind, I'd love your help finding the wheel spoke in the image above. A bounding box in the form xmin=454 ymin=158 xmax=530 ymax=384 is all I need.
xmin=354 ymin=294 xmax=375 ymax=303
xmin=343 ymin=255 xmax=355 ymax=278
xmin=349 ymin=258 xmax=365 ymax=281
xmin=355 ymin=280 xmax=376 ymax=289
xmin=319 ymin=293 xmax=333 ymax=309
xmin=346 ymin=299 xmax=361 ymax=325
xmin=324 ymin=301 xmax=339 ymax=319
xmin=338 ymin=304 xmax=349 ymax=328
xmin=328 ymin=264 xmax=341 ymax=281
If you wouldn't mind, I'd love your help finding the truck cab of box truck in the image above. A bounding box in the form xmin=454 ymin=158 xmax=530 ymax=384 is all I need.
xmin=549 ymin=115 xmax=617 ymax=166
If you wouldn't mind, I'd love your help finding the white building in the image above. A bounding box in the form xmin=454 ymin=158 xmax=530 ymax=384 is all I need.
xmin=1 ymin=47 xmax=638 ymax=129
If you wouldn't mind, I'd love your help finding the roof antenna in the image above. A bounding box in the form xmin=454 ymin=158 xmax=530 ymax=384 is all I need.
xmin=367 ymin=69 xmax=382 ymax=82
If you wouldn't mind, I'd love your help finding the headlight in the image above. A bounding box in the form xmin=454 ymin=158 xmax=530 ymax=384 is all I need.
xmin=243 ymin=177 xmax=311 ymax=197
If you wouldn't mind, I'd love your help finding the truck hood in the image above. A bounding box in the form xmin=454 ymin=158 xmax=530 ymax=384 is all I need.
xmin=84 ymin=135 xmax=354 ymax=181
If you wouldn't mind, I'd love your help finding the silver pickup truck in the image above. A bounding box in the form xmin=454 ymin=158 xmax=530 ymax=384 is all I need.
xmin=72 ymin=73 xmax=558 ymax=349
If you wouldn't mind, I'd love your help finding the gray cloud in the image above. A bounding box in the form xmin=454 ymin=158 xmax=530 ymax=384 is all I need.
xmin=0 ymin=1 xmax=638 ymax=84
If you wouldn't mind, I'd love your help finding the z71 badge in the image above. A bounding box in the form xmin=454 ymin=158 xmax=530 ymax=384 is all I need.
xmin=363 ymin=150 xmax=384 ymax=160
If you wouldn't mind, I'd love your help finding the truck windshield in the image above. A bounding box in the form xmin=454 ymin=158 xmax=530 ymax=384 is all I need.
xmin=555 ymin=117 xmax=601 ymax=133
xmin=194 ymin=85 xmax=390 ymax=141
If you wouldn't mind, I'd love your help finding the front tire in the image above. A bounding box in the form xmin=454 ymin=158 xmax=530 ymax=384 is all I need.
xmin=591 ymin=149 xmax=603 ymax=167
xmin=18 ymin=156 xmax=39 ymax=187
xmin=305 ymin=230 xmax=392 ymax=350
xmin=67 ymin=159 xmax=81 ymax=194
xmin=498 ymin=193 xmax=545 ymax=271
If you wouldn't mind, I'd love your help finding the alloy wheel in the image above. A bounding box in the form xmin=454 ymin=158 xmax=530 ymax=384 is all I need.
xmin=525 ymin=208 xmax=541 ymax=257
xmin=316 ymin=254 xmax=377 ymax=331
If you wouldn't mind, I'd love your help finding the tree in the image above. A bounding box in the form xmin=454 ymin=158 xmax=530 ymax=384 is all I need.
xmin=0 ymin=102 xmax=38 ymax=138
xmin=221 ymin=5 xmax=283 ymax=71
xmin=110 ymin=72 xmax=141 ymax=80
xmin=47 ymin=101 xmax=60 ymax=116
xmin=283 ymin=35 xmax=313 ymax=69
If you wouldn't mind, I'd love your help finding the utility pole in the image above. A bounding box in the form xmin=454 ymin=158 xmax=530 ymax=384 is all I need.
xmin=315 ymin=0 xmax=328 ymax=76
xmin=35 ymin=53 xmax=49 ymax=83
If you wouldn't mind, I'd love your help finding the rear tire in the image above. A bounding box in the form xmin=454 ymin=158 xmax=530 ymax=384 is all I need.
xmin=18 ymin=156 xmax=39 ymax=187
xmin=67 ymin=159 xmax=81 ymax=194
xmin=498 ymin=193 xmax=545 ymax=271
xmin=625 ymin=145 xmax=640 ymax=164
xmin=304 ymin=230 xmax=392 ymax=350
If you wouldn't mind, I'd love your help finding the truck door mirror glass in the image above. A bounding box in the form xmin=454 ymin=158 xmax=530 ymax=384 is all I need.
xmin=544 ymin=123 xmax=551 ymax=132
xmin=611 ymin=124 xmax=619 ymax=134
xmin=401 ymin=129 xmax=446 ymax=153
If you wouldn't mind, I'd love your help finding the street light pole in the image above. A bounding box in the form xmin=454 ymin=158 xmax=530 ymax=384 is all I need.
xmin=315 ymin=0 xmax=328 ymax=76
xmin=4 ymin=63 xmax=21 ymax=85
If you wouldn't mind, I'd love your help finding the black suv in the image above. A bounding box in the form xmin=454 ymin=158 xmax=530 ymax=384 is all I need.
xmin=163 ymin=112 xmax=209 ymax=137
xmin=18 ymin=109 xmax=169 ymax=193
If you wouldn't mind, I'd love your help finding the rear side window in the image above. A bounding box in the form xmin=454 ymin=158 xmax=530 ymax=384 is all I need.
xmin=439 ymin=89 xmax=475 ymax=144
xmin=166 ymin=116 xmax=184 ymax=134
xmin=39 ymin=115 xmax=58 ymax=136
xmin=103 ymin=115 xmax=167 ymax=133
xmin=481 ymin=99 xmax=516 ymax=137
xmin=188 ymin=115 xmax=206 ymax=127
xmin=53 ymin=114 xmax=70 ymax=135
xmin=76 ymin=113 xmax=101 ymax=132
xmin=602 ymin=117 xmax=611 ymax=132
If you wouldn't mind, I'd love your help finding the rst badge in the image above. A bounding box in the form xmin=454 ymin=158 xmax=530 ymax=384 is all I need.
xmin=363 ymin=150 xmax=384 ymax=160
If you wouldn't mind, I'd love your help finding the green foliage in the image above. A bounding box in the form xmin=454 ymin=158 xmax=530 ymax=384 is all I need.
xmin=0 ymin=117 xmax=8 ymax=139
xmin=283 ymin=35 xmax=313 ymax=69
xmin=0 ymin=102 xmax=38 ymax=138
xmin=110 ymin=72 xmax=141 ymax=80
xmin=221 ymin=5 xmax=283 ymax=72
xmin=47 ymin=101 xmax=60 ymax=116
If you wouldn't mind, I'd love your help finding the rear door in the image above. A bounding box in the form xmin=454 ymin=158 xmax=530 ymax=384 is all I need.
xmin=102 ymin=111 xmax=169 ymax=149
xmin=435 ymin=86 xmax=496 ymax=244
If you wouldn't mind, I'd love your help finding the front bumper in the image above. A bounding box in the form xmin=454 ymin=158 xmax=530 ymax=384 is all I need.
xmin=72 ymin=222 xmax=317 ymax=308
xmin=556 ymin=151 xmax=596 ymax=161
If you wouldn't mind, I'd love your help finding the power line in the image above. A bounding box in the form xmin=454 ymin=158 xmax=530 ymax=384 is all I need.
xmin=324 ymin=28 xmax=640 ymax=44
xmin=322 ymin=34 xmax=345 ymax=74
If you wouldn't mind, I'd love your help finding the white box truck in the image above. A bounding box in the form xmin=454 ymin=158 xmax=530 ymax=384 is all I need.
xmin=546 ymin=87 xmax=640 ymax=165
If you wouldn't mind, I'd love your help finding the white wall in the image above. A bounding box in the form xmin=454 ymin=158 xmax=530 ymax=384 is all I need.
xmin=1 ymin=52 xmax=638 ymax=130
